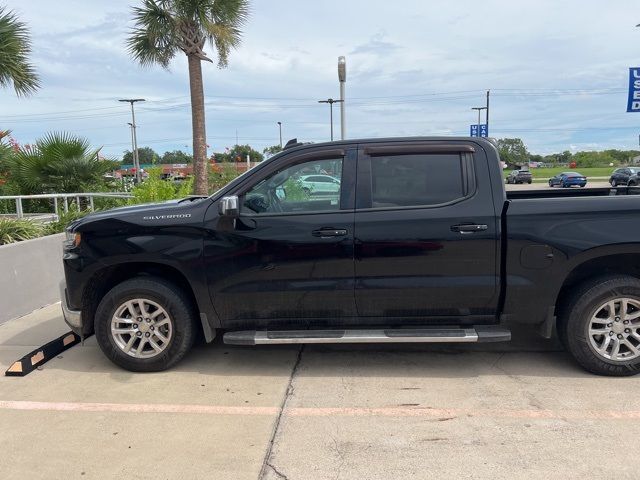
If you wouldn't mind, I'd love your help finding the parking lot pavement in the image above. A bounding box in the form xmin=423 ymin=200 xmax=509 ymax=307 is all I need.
xmin=2 ymin=306 xmax=640 ymax=479
xmin=505 ymin=181 xmax=610 ymax=190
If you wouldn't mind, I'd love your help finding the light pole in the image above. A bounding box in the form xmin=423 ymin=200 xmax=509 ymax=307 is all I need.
xmin=486 ymin=90 xmax=490 ymax=134
xmin=338 ymin=56 xmax=346 ymax=140
xmin=127 ymin=122 xmax=136 ymax=177
xmin=277 ymin=121 xmax=283 ymax=148
xmin=472 ymin=106 xmax=487 ymax=136
xmin=119 ymin=98 xmax=145 ymax=183
xmin=318 ymin=98 xmax=343 ymax=141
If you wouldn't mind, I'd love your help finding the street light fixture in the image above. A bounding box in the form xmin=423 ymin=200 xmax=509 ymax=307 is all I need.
xmin=338 ymin=56 xmax=346 ymax=140
xmin=119 ymin=98 xmax=145 ymax=183
xmin=318 ymin=98 xmax=343 ymax=141
xmin=277 ymin=121 xmax=283 ymax=148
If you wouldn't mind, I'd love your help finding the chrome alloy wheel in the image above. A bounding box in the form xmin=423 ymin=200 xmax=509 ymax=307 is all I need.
xmin=110 ymin=298 xmax=173 ymax=359
xmin=588 ymin=298 xmax=640 ymax=361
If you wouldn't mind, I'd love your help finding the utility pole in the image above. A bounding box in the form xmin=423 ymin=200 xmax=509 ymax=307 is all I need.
xmin=318 ymin=98 xmax=343 ymax=141
xmin=277 ymin=121 xmax=283 ymax=148
xmin=338 ymin=56 xmax=347 ymax=140
xmin=119 ymin=98 xmax=145 ymax=183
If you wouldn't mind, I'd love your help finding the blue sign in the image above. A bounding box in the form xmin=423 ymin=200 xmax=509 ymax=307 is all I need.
xmin=627 ymin=67 xmax=640 ymax=112
xmin=470 ymin=124 xmax=488 ymax=137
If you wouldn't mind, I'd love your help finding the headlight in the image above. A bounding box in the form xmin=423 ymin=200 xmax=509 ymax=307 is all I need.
xmin=65 ymin=229 xmax=81 ymax=247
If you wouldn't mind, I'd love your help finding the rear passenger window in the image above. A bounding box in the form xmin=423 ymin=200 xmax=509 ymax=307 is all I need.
xmin=369 ymin=154 xmax=466 ymax=207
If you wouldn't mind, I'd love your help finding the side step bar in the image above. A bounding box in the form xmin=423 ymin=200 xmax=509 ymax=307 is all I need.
xmin=223 ymin=326 xmax=511 ymax=346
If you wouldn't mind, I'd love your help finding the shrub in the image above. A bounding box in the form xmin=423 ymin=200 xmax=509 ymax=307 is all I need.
xmin=209 ymin=163 xmax=241 ymax=193
xmin=0 ymin=218 xmax=43 ymax=245
xmin=43 ymin=207 xmax=88 ymax=235
xmin=130 ymin=168 xmax=194 ymax=204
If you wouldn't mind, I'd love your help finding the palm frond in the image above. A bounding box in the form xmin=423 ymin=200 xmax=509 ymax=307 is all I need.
xmin=127 ymin=0 xmax=249 ymax=68
xmin=203 ymin=0 xmax=249 ymax=67
xmin=127 ymin=0 xmax=178 ymax=68
xmin=0 ymin=7 xmax=40 ymax=96
xmin=6 ymin=132 xmax=116 ymax=194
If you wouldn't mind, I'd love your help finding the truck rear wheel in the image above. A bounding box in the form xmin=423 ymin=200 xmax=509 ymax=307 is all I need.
xmin=94 ymin=277 xmax=197 ymax=372
xmin=559 ymin=275 xmax=640 ymax=376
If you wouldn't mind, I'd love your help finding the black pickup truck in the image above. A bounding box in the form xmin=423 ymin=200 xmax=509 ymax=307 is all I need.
xmin=60 ymin=137 xmax=640 ymax=376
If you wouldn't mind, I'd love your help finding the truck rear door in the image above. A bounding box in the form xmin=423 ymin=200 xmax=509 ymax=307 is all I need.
xmin=353 ymin=141 xmax=500 ymax=323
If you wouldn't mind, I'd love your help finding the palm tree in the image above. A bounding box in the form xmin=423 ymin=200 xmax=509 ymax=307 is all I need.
xmin=127 ymin=0 xmax=250 ymax=195
xmin=6 ymin=132 xmax=117 ymax=194
xmin=0 ymin=7 xmax=40 ymax=96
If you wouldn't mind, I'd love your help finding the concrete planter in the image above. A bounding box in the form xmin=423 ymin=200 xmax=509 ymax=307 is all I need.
xmin=0 ymin=233 xmax=64 ymax=324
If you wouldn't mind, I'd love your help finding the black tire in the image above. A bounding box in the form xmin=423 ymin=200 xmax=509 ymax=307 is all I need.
xmin=548 ymin=181 xmax=553 ymax=187
xmin=629 ymin=181 xmax=637 ymax=187
xmin=527 ymin=180 xmax=532 ymax=184
xmin=558 ymin=275 xmax=640 ymax=376
xmin=94 ymin=277 xmax=197 ymax=372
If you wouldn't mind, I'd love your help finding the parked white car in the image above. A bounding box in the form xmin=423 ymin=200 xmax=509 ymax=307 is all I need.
xmin=299 ymin=174 xmax=340 ymax=194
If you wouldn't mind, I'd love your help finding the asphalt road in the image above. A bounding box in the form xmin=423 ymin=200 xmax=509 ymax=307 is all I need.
xmin=2 ymin=305 xmax=640 ymax=479
xmin=505 ymin=180 xmax=611 ymax=190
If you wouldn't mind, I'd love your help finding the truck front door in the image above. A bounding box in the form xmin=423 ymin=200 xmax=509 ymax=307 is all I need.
xmin=353 ymin=142 xmax=500 ymax=324
xmin=204 ymin=147 xmax=357 ymax=329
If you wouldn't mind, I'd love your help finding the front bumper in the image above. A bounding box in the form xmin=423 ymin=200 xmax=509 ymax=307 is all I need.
xmin=59 ymin=280 xmax=82 ymax=333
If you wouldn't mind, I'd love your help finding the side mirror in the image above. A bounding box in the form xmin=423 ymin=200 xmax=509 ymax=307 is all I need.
xmin=219 ymin=195 xmax=239 ymax=217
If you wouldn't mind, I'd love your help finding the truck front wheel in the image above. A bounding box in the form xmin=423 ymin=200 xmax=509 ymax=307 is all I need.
xmin=94 ymin=277 xmax=197 ymax=372
xmin=559 ymin=275 xmax=640 ymax=376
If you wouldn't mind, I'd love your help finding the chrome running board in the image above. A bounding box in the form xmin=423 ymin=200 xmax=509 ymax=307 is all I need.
xmin=223 ymin=326 xmax=511 ymax=346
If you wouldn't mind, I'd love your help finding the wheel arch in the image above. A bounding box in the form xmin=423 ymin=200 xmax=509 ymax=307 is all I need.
xmin=554 ymin=252 xmax=640 ymax=324
xmin=81 ymin=261 xmax=217 ymax=341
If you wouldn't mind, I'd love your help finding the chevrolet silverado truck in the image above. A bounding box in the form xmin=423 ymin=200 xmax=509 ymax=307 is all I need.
xmin=60 ymin=137 xmax=640 ymax=376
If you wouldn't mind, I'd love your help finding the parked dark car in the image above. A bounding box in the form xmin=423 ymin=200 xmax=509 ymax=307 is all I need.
xmin=610 ymin=167 xmax=640 ymax=187
xmin=60 ymin=137 xmax=640 ymax=376
xmin=548 ymin=172 xmax=587 ymax=188
xmin=506 ymin=170 xmax=532 ymax=184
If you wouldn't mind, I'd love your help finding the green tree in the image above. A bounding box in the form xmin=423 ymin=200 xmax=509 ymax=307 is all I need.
xmin=572 ymin=151 xmax=618 ymax=168
xmin=0 ymin=7 xmax=40 ymax=96
xmin=263 ymin=144 xmax=282 ymax=158
xmin=122 ymin=147 xmax=159 ymax=165
xmin=5 ymin=132 xmax=117 ymax=194
xmin=161 ymin=149 xmax=193 ymax=164
xmin=497 ymin=138 xmax=529 ymax=167
xmin=215 ymin=144 xmax=263 ymax=163
xmin=0 ymin=131 xmax=14 ymax=186
xmin=127 ymin=0 xmax=250 ymax=195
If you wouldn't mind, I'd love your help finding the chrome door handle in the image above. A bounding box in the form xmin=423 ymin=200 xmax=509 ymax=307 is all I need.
xmin=450 ymin=224 xmax=488 ymax=234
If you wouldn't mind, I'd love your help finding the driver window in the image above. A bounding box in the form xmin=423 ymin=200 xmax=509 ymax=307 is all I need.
xmin=241 ymin=157 xmax=343 ymax=215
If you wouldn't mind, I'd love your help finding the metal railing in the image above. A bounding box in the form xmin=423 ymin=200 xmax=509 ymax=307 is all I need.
xmin=0 ymin=192 xmax=132 ymax=219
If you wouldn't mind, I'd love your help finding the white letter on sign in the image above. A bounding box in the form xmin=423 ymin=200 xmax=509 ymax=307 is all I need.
xmin=633 ymin=101 xmax=640 ymax=110
xmin=634 ymin=69 xmax=640 ymax=78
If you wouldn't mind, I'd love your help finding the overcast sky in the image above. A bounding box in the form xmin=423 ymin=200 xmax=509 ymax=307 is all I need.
xmin=2 ymin=0 xmax=640 ymax=158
